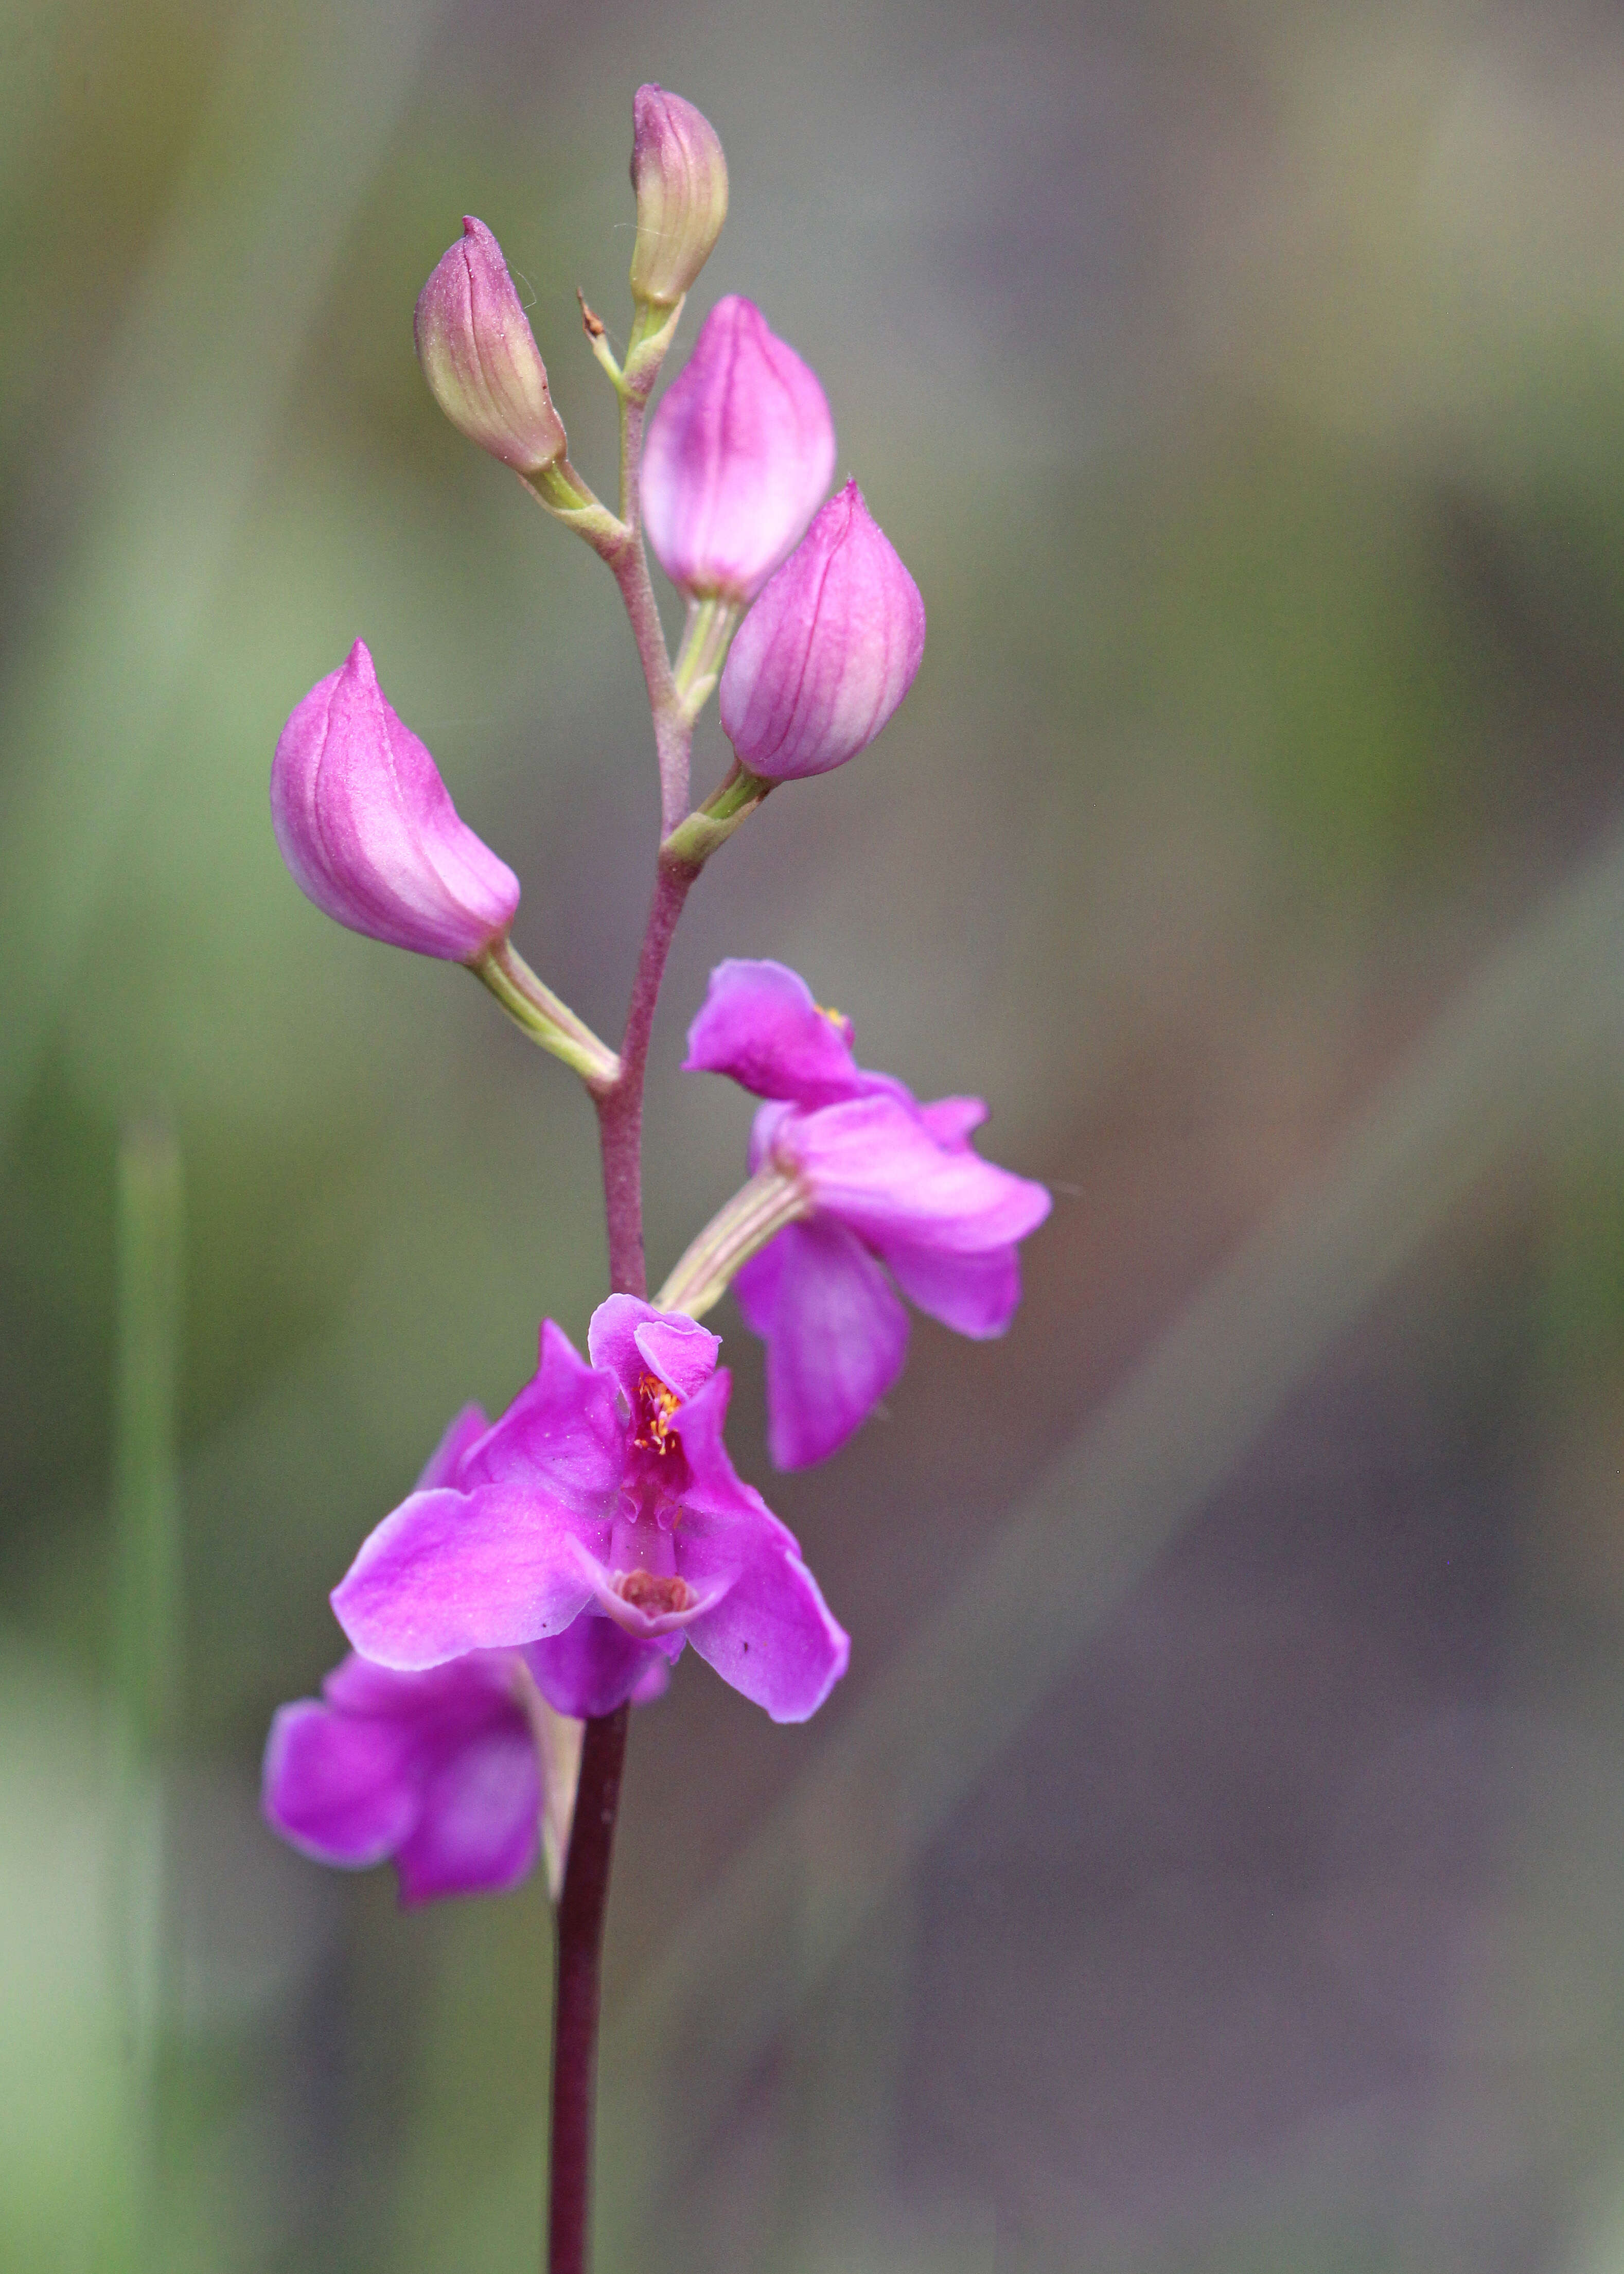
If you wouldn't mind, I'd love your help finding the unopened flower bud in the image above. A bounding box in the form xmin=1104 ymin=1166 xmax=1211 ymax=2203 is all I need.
xmin=718 ymin=482 xmax=926 ymax=780
xmin=271 ymin=640 xmax=520 ymax=961
xmin=414 ymin=217 xmax=567 ymax=476
xmin=642 ymin=296 xmax=836 ymax=604
xmin=629 ymin=84 xmax=728 ymax=308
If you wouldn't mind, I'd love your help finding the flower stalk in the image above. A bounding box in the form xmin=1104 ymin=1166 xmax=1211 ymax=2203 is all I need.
xmin=657 ymin=1166 xmax=808 ymax=1318
xmin=470 ymin=939 xmax=620 ymax=1087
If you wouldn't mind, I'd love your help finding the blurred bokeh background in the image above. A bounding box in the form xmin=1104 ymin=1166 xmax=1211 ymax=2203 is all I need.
xmin=7 ymin=0 xmax=1624 ymax=2266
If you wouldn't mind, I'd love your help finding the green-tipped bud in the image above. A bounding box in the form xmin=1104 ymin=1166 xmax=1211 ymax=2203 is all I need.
xmin=629 ymin=85 xmax=728 ymax=308
xmin=415 ymin=217 xmax=568 ymax=476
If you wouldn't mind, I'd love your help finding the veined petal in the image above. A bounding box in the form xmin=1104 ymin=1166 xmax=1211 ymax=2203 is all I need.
xmin=774 ymin=1094 xmax=1051 ymax=1254
xmin=393 ymin=1721 xmax=540 ymax=1905
xmin=331 ymin=1482 xmax=599 ymax=1670
xmin=734 ymin=1217 xmax=909 ymax=1468
xmin=261 ymin=1700 xmax=420 ymax=1869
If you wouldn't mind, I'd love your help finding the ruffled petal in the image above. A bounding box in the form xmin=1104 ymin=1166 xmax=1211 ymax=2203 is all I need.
xmin=331 ymin=1483 xmax=599 ymax=1670
xmin=528 ymin=1616 xmax=676 ymax=1719
xmin=878 ymin=1239 xmax=1023 ymax=1338
xmin=679 ymin=1502 xmax=850 ymax=1722
xmin=261 ymin=1699 xmax=420 ymax=1868
xmin=734 ymin=1217 xmax=909 ymax=1468
xmin=393 ymin=1721 xmax=541 ymax=1904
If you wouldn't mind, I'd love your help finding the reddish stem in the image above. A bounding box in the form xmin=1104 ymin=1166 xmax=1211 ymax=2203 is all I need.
xmin=593 ymin=854 xmax=698 ymax=1298
xmin=546 ymin=1702 xmax=630 ymax=2274
xmin=548 ymin=853 xmax=697 ymax=2274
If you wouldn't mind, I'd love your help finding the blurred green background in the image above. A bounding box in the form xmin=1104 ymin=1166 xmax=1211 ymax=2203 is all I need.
xmin=8 ymin=0 xmax=1624 ymax=2267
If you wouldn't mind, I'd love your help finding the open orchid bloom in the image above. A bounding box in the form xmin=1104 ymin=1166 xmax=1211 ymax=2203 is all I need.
xmin=330 ymin=1300 xmax=849 ymax=1724
xmin=684 ymin=959 xmax=1051 ymax=1467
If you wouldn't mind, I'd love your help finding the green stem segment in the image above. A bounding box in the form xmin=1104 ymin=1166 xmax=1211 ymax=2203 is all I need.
xmin=656 ymin=1166 xmax=809 ymax=1319
xmin=470 ymin=938 xmax=620 ymax=1088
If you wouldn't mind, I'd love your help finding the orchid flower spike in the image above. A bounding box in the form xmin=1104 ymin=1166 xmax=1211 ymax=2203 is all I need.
xmin=415 ymin=217 xmax=568 ymax=476
xmin=331 ymin=1301 xmax=850 ymax=1724
xmin=718 ymin=481 xmax=926 ymax=780
xmin=642 ymin=296 xmax=836 ymax=606
xmin=629 ymin=85 xmax=729 ymax=308
xmin=270 ymin=640 xmax=520 ymax=962
xmin=682 ymin=959 xmax=1051 ymax=1468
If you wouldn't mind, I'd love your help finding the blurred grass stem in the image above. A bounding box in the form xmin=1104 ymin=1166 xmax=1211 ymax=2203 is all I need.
xmin=110 ymin=1123 xmax=184 ymax=2271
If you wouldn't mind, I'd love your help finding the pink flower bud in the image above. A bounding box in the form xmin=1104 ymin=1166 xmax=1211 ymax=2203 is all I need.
xmin=629 ymin=85 xmax=729 ymax=307
xmin=642 ymin=296 xmax=836 ymax=604
xmin=271 ymin=640 xmax=520 ymax=961
xmin=718 ymin=482 xmax=926 ymax=780
xmin=414 ymin=217 xmax=567 ymax=476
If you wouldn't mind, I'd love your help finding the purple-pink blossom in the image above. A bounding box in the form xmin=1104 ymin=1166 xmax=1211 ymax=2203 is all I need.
xmin=271 ymin=640 xmax=520 ymax=962
xmin=330 ymin=1299 xmax=849 ymax=1723
xmin=718 ymin=481 xmax=925 ymax=781
xmin=684 ymin=960 xmax=1051 ymax=1468
xmin=263 ymin=1647 xmax=547 ymax=1905
xmin=414 ymin=217 xmax=568 ymax=476
xmin=642 ymin=296 xmax=836 ymax=605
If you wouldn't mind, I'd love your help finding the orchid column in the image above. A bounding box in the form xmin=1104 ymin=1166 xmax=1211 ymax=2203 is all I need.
xmin=257 ymin=82 xmax=1045 ymax=2274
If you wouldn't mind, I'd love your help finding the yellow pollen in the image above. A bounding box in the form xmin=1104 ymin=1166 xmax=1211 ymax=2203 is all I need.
xmin=632 ymin=1370 xmax=680 ymax=1453
xmin=816 ymin=1001 xmax=845 ymax=1028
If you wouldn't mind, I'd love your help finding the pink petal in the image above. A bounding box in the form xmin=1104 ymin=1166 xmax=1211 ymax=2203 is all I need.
xmin=733 ymin=1218 xmax=910 ymax=1469
xmin=331 ymin=1482 xmax=600 ymax=1670
xmin=878 ymin=1239 xmax=1023 ymax=1338
xmin=682 ymin=957 xmax=869 ymax=1106
xmin=587 ymin=1294 xmax=719 ymax=1403
xmin=642 ymin=296 xmax=833 ymax=601
xmin=527 ymin=1618 xmax=676 ymax=1719
xmin=679 ymin=1500 xmax=850 ymax=1722
xmin=393 ymin=1721 xmax=541 ymax=1904
xmin=414 ymin=1402 xmax=490 ymax=1492
xmin=775 ymin=1094 xmax=1052 ymax=1254
xmin=261 ymin=1699 xmax=419 ymax=1868
xmin=458 ymin=1320 xmax=624 ymax=1512
xmin=270 ymin=641 xmax=520 ymax=961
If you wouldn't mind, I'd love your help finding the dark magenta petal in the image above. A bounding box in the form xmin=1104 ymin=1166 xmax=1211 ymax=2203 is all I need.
xmin=642 ymin=296 xmax=834 ymax=602
xmin=718 ymin=482 xmax=926 ymax=780
xmin=262 ymin=1699 xmax=419 ymax=1867
xmin=680 ymin=1499 xmax=850 ymax=1721
xmin=527 ymin=1618 xmax=674 ymax=1718
xmin=879 ymin=1239 xmax=1023 ymax=1338
xmin=331 ymin=1483 xmax=599 ymax=1669
xmin=458 ymin=1320 xmax=624 ymax=1511
xmin=393 ymin=1721 xmax=540 ymax=1905
xmin=270 ymin=641 xmax=520 ymax=960
xmin=734 ymin=1217 xmax=910 ymax=1468
xmin=587 ymin=1294 xmax=719 ymax=1403
xmin=774 ymin=1094 xmax=1052 ymax=1254
xmin=682 ymin=958 xmax=869 ymax=1106
xmin=414 ymin=1402 xmax=490 ymax=1492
